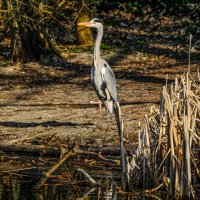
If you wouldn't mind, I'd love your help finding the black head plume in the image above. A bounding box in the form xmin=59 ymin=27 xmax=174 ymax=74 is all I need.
xmin=92 ymin=18 xmax=103 ymax=23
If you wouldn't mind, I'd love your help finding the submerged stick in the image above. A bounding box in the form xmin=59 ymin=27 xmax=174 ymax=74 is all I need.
xmin=76 ymin=168 xmax=100 ymax=186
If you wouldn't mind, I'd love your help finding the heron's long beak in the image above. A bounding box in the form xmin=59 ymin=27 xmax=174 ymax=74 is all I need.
xmin=77 ymin=22 xmax=91 ymax=27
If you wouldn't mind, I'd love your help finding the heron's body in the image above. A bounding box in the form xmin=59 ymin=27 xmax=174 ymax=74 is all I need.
xmin=78 ymin=18 xmax=117 ymax=114
xmin=91 ymin=59 xmax=117 ymax=114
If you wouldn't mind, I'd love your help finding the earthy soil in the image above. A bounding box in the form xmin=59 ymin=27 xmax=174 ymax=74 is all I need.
xmin=0 ymin=15 xmax=199 ymax=149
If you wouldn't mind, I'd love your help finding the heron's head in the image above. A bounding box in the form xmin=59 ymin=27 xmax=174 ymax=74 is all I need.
xmin=78 ymin=18 xmax=103 ymax=29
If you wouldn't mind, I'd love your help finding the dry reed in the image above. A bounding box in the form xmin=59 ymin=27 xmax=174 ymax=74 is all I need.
xmin=131 ymin=72 xmax=200 ymax=198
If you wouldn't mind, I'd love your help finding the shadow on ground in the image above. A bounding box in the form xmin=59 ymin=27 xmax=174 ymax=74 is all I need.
xmin=0 ymin=121 xmax=94 ymax=128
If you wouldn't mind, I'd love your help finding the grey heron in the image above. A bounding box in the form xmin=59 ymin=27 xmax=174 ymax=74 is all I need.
xmin=78 ymin=19 xmax=127 ymax=188
xmin=78 ymin=18 xmax=118 ymax=117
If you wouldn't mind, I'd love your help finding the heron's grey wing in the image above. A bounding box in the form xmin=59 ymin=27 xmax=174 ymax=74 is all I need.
xmin=101 ymin=60 xmax=117 ymax=102
xmin=91 ymin=65 xmax=106 ymax=101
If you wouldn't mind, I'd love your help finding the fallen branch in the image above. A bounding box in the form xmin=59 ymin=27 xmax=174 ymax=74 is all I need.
xmin=33 ymin=150 xmax=76 ymax=190
xmin=0 ymin=142 xmax=131 ymax=159
xmin=80 ymin=144 xmax=137 ymax=156
xmin=118 ymin=183 xmax=164 ymax=196
xmin=0 ymin=142 xmax=60 ymax=157
xmin=76 ymin=149 xmax=120 ymax=165
xmin=0 ymin=167 xmax=37 ymax=173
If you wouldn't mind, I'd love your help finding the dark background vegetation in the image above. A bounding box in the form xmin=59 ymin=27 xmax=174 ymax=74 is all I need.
xmin=0 ymin=0 xmax=199 ymax=63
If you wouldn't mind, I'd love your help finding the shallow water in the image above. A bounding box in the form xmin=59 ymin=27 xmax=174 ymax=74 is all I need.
xmin=0 ymin=152 xmax=122 ymax=200
xmin=0 ymin=173 xmax=120 ymax=200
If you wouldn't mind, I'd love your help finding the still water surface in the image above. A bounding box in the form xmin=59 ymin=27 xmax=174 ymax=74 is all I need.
xmin=0 ymin=173 xmax=120 ymax=199
xmin=0 ymin=152 xmax=122 ymax=200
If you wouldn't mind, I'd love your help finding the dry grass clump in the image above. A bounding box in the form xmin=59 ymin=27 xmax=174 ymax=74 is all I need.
xmin=132 ymin=72 xmax=200 ymax=198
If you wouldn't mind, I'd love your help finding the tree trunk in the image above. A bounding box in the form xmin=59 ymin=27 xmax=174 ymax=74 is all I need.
xmin=6 ymin=0 xmax=23 ymax=62
xmin=76 ymin=9 xmax=94 ymax=46
xmin=4 ymin=0 xmax=61 ymax=62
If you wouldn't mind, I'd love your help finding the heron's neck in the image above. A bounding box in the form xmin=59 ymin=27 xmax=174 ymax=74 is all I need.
xmin=94 ymin=26 xmax=103 ymax=64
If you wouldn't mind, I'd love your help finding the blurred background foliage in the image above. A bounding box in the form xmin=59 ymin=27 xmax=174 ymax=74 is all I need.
xmin=0 ymin=0 xmax=199 ymax=62
xmin=93 ymin=0 xmax=195 ymax=14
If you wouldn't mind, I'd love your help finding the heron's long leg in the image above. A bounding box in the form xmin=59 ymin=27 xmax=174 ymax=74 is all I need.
xmin=93 ymin=100 xmax=102 ymax=132
xmin=106 ymin=111 xmax=110 ymax=132
xmin=105 ymin=96 xmax=111 ymax=132
xmin=105 ymin=89 xmax=110 ymax=113
xmin=98 ymin=99 xmax=102 ymax=125
xmin=99 ymin=99 xmax=102 ymax=113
